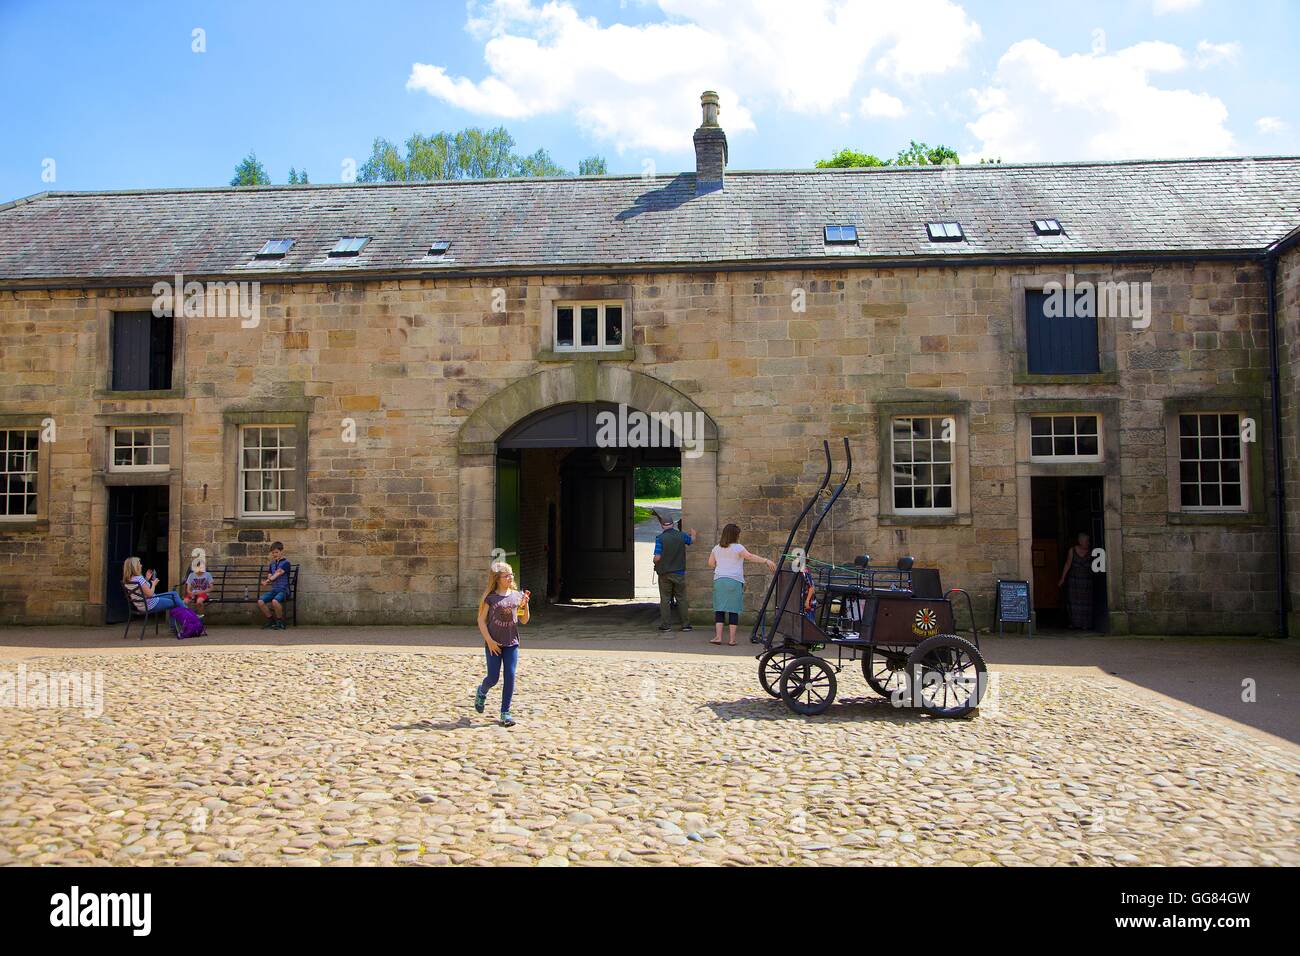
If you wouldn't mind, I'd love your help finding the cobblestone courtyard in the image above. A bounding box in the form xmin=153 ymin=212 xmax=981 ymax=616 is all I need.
xmin=1 ymin=645 xmax=1297 ymax=866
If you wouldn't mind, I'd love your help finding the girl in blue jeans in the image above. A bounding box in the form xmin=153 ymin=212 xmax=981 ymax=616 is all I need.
xmin=475 ymin=562 xmax=530 ymax=727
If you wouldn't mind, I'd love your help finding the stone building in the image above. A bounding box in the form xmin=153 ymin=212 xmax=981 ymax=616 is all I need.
xmin=1 ymin=93 xmax=1298 ymax=635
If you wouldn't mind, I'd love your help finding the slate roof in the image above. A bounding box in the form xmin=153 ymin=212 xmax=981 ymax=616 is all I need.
xmin=1 ymin=156 xmax=1298 ymax=284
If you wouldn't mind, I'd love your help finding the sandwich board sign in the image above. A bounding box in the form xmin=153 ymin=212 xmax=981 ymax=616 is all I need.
xmin=994 ymin=579 xmax=1033 ymax=637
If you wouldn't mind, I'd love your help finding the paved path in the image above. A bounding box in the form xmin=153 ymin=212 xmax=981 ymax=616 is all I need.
xmin=0 ymin=627 xmax=1296 ymax=866
xmin=633 ymin=499 xmax=681 ymax=600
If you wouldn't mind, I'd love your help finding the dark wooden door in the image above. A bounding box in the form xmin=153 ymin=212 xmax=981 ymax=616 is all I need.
xmin=561 ymin=457 xmax=633 ymax=598
xmin=105 ymin=485 xmax=169 ymax=624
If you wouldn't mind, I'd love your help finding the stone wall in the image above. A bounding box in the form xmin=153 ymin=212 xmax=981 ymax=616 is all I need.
xmin=0 ymin=259 xmax=1283 ymax=633
xmin=1278 ymin=245 xmax=1300 ymax=635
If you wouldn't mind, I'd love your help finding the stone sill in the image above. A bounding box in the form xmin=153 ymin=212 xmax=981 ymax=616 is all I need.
xmin=222 ymin=517 xmax=309 ymax=530
xmin=1013 ymin=372 xmax=1118 ymax=386
xmin=1166 ymin=511 xmax=1266 ymax=527
xmin=536 ymin=348 xmax=636 ymax=363
xmin=94 ymin=388 xmax=186 ymax=401
xmin=0 ymin=519 xmax=47 ymax=533
xmin=878 ymin=513 xmax=973 ymax=527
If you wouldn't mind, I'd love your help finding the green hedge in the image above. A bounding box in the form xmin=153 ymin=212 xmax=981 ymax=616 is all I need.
xmin=634 ymin=466 xmax=681 ymax=498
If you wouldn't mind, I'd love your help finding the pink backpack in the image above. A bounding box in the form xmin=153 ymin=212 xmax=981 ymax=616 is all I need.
xmin=169 ymin=606 xmax=206 ymax=639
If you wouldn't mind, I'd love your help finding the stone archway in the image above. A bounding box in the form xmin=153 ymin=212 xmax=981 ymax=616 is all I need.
xmin=456 ymin=365 xmax=719 ymax=613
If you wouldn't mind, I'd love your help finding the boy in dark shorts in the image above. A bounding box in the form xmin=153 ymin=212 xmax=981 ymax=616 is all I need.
xmin=258 ymin=542 xmax=291 ymax=631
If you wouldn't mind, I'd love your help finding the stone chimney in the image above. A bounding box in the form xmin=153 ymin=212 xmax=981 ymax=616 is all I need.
xmin=693 ymin=90 xmax=728 ymax=194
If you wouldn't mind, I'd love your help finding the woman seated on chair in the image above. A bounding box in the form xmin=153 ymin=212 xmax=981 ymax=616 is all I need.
xmin=123 ymin=556 xmax=185 ymax=616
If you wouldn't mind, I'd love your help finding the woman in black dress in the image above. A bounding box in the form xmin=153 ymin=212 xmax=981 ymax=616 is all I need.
xmin=1057 ymin=532 xmax=1094 ymax=630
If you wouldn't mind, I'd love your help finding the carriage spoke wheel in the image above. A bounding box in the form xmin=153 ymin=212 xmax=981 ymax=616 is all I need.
xmin=906 ymin=634 xmax=986 ymax=719
xmin=778 ymin=656 xmax=837 ymax=716
xmin=862 ymin=644 xmax=909 ymax=699
xmin=758 ymin=647 xmax=801 ymax=698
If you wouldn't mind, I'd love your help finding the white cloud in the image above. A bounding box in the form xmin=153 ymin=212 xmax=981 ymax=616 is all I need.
xmin=859 ymin=88 xmax=908 ymax=119
xmin=1194 ymin=40 xmax=1241 ymax=69
xmin=1256 ymin=116 xmax=1288 ymax=134
xmin=966 ymin=38 xmax=1235 ymax=161
xmin=1153 ymin=0 xmax=1202 ymax=13
xmin=405 ymin=0 xmax=980 ymax=153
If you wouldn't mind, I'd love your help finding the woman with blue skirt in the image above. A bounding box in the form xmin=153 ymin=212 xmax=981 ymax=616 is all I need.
xmin=708 ymin=523 xmax=776 ymax=646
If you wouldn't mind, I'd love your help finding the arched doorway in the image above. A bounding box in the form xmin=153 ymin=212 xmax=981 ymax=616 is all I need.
xmin=456 ymin=366 xmax=718 ymax=615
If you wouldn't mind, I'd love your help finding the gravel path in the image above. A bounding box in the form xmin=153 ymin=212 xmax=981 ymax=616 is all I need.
xmin=1 ymin=650 xmax=1296 ymax=866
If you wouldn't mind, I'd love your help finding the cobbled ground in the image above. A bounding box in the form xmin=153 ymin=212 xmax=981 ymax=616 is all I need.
xmin=0 ymin=650 xmax=1296 ymax=866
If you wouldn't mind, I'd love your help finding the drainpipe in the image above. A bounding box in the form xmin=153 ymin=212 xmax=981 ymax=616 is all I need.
xmin=1265 ymin=253 xmax=1290 ymax=639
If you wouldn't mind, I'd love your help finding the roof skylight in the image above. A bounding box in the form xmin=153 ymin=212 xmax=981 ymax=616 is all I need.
xmin=823 ymin=225 xmax=858 ymax=244
xmin=926 ymin=222 xmax=964 ymax=242
xmin=329 ymin=236 xmax=370 ymax=257
xmin=1033 ymin=218 xmax=1063 ymax=236
xmin=429 ymin=240 xmax=452 ymax=256
xmin=255 ymin=239 xmax=294 ymax=259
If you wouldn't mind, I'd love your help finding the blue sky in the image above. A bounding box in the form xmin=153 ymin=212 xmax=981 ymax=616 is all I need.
xmin=1 ymin=0 xmax=1297 ymax=202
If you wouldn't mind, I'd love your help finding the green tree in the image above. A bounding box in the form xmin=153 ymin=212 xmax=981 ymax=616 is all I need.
xmin=287 ymin=167 xmax=310 ymax=184
xmin=816 ymin=147 xmax=888 ymax=168
xmin=230 ymin=151 xmax=271 ymax=186
xmin=815 ymin=142 xmax=960 ymax=169
xmin=514 ymin=148 xmax=567 ymax=177
xmin=894 ymin=140 xmax=959 ymax=166
xmin=578 ymin=155 xmax=608 ymax=176
xmin=358 ymin=127 xmax=520 ymax=181
xmin=356 ymin=126 xmax=603 ymax=181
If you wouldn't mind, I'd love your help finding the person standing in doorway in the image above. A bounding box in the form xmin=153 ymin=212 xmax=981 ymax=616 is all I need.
xmin=708 ymin=523 xmax=776 ymax=646
xmin=653 ymin=512 xmax=695 ymax=632
xmin=1057 ymin=531 xmax=1095 ymax=630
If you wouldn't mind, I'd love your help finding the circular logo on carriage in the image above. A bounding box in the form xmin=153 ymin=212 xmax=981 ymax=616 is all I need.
xmin=912 ymin=607 xmax=938 ymax=637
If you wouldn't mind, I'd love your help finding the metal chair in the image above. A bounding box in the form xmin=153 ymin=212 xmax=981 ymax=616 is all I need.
xmin=122 ymin=583 xmax=165 ymax=640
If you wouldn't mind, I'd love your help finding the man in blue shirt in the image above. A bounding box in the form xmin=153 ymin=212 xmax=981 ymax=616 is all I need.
xmin=653 ymin=515 xmax=695 ymax=632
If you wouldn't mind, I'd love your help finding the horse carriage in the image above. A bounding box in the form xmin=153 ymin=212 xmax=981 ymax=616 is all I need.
xmin=752 ymin=439 xmax=987 ymax=718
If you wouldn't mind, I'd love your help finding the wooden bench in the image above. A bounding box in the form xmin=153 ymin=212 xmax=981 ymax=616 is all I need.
xmin=206 ymin=563 xmax=301 ymax=625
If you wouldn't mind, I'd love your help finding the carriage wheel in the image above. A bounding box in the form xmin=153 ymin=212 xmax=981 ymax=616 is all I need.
xmin=778 ymin=656 xmax=837 ymax=716
xmin=861 ymin=644 xmax=909 ymax=699
xmin=758 ymin=647 xmax=801 ymax=698
xmin=905 ymin=634 xmax=986 ymax=719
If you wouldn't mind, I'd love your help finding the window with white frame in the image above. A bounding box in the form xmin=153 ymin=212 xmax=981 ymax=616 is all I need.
xmin=1030 ymin=414 xmax=1101 ymax=462
xmin=0 ymin=430 xmax=38 ymax=519
xmin=554 ymin=302 xmax=624 ymax=352
xmin=240 ymin=425 xmax=296 ymax=516
xmin=891 ymin=416 xmax=954 ymax=513
xmin=110 ymin=427 xmax=170 ymax=472
xmin=1179 ymin=413 xmax=1244 ymax=511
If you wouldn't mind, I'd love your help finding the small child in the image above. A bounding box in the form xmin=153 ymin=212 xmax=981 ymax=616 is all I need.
xmin=257 ymin=542 xmax=292 ymax=631
xmin=474 ymin=562 xmax=530 ymax=727
xmin=184 ymin=559 xmax=213 ymax=617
